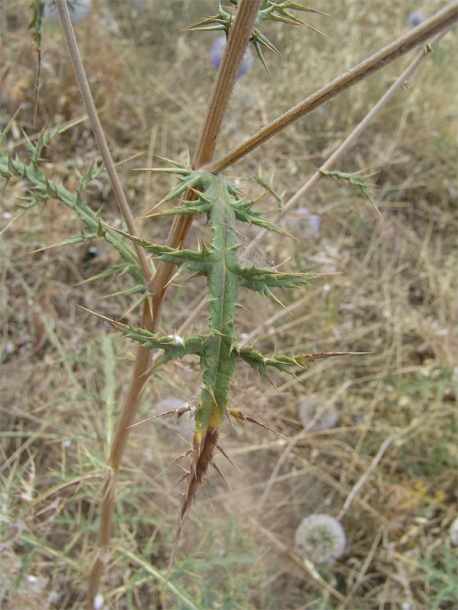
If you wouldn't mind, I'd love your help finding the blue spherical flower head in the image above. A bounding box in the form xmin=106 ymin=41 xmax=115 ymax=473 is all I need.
xmin=44 ymin=0 xmax=92 ymax=25
xmin=298 ymin=394 xmax=338 ymax=431
xmin=211 ymin=36 xmax=254 ymax=78
xmin=290 ymin=207 xmax=321 ymax=239
xmin=408 ymin=11 xmax=426 ymax=27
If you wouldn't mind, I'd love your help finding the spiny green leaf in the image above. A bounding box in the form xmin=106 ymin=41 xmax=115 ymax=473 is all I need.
xmin=87 ymin=311 xmax=205 ymax=365
xmin=0 ymin=148 xmax=144 ymax=284
xmin=158 ymin=171 xmax=205 ymax=204
xmin=187 ymin=1 xmax=325 ymax=70
xmin=237 ymin=266 xmax=316 ymax=288
xmin=85 ymin=164 xmax=356 ymax=565
xmin=81 ymin=263 xmax=143 ymax=285
xmin=231 ymin=201 xmax=286 ymax=235
xmin=249 ymin=172 xmax=285 ymax=210
xmin=255 ymin=1 xmax=327 ymax=36
xmin=185 ymin=6 xmax=234 ymax=34
xmin=185 ymin=4 xmax=279 ymax=71
xmin=239 ymin=277 xmax=285 ymax=307
xmin=148 ymin=200 xmax=211 ymax=218
xmin=106 ymin=226 xmax=212 ymax=272
xmin=235 ymin=348 xmax=275 ymax=381
xmin=77 ymin=163 xmax=105 ymax=192
xmin=319 ymin=168 xmax=381 ymax=216
xmin=236 ymin=346 xmax=355 ymax=378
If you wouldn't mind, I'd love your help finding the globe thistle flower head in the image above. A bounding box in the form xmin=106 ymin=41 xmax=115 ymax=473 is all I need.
xmin=44 ymin=0 xmax=92 ymax=25
xmin=290 ymin=207 xmax=321 ymax=238
xmin=211 ymin=36 xmax=254 ymax=78
xmin=294 ymin=514 xmax=346 ymax=564
xmin=298 ymin=394 xmax=339 ymax=431
xmin=408 ymin=11 xmax=426 ymax=28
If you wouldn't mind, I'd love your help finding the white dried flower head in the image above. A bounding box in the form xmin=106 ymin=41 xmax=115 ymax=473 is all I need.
xmin=450 ymin=516 xmax=458 ymax=546
xmin=294 ymin=514 xmax=346 ymax=564
xmin=93 ymin=593 xmax=104 ymax=610
xmin=298 ymin=394 xmax=339 ymax=431
xmin=44 ymin=0 xmax=92 ymax=25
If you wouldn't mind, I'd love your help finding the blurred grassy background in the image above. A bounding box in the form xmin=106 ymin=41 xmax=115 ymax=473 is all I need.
xmin=1 ymin=1 xmax=457 ymax=608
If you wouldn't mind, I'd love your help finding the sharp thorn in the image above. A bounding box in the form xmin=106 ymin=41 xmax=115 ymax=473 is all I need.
xmin=213 ymin=462 xmax=233 ymax=491
xmin=216 ymin=444 xmax=242 ymax=474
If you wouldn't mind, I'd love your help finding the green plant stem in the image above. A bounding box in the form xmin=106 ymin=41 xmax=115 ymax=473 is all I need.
xmin=206 ymin=2 xmax=458 ymax=174
xmin=54 ymin=0 xmax=153 ymax=290
xmin=121 ymin=549 xmax=203 ymax=610
xmin=0 ymin=152 xmax=142 ymax=282
xmin=87 ymin=1 xmax=262 ymax=605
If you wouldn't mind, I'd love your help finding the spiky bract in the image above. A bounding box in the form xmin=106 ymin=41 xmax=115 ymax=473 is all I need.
xmin=186 ymin=1 xmax=325 ymax=71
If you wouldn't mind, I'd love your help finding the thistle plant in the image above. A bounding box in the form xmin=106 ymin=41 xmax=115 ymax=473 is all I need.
xmin=93 ymin=166 xmax=354 ymax=573
xmin=2 ymin=1 xmax=457 ymax=608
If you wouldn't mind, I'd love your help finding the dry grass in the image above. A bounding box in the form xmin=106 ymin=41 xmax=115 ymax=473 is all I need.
xmin=1 ymin=1 xmax=457 ymax=609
